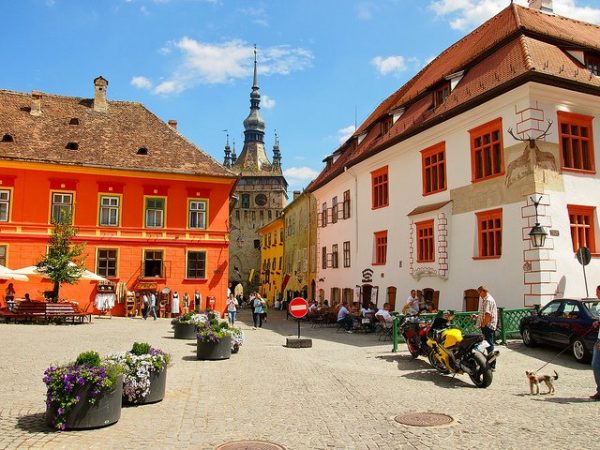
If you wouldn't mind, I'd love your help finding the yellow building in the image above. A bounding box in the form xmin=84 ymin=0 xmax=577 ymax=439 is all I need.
xmin=257 ymin=216 xmax=284 ymax=304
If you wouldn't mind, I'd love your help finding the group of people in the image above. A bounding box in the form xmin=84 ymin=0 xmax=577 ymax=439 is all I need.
xmin=336 ymin=300 xmax=392 ymax=333
xmin=403 ymin=289 xmax=437 ymax=315
xmin=140 ymin=289 xmax=203 ymax=320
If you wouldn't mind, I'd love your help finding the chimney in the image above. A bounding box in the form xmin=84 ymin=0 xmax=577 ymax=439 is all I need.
xmin=528 ymin=0 xmax=553 ymax=13
xmin=31 ymin=90 xmax=42 ymax=116
xmin=168 ymin=119 xmax=177 ymax=130
xmin=93 ymin=76 xmax=109 ymax=113
xmin=293 ymin=190 xmax=301 ymax=200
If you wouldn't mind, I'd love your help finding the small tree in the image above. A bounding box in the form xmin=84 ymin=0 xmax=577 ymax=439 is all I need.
xmin=37 ymin=211 xmax=86 ymax=302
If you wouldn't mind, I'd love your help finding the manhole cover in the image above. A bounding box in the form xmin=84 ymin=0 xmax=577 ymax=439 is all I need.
xmin=215 ymin=440 xmax=286 ymax=450
xmin=394 ymin=412 xmax=454 ymax=427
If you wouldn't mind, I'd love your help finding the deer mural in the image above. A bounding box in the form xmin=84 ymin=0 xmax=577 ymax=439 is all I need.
xmin=505 ymin=120 xmax=557 ymax=187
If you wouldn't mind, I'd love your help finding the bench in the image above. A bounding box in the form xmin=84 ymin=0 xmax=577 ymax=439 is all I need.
xmin=0 ymin=301 xmax=91 ymax=324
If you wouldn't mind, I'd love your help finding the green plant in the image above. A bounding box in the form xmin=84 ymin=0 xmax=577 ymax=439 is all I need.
xmin=75 ymin=351 xmax=101 ymax=367
xmin=131 ymin=342 xmax=151 ymax=356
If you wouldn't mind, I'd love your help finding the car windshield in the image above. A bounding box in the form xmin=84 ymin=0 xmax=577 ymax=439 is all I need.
xmin=583 ymin=301 xmax=600 ymax=317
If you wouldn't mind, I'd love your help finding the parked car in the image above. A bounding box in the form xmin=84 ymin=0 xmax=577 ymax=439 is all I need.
xmin=520 ymin=298 xmax=600 ymax=363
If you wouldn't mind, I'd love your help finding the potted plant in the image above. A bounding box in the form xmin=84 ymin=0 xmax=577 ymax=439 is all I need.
xmin=230 ymin=327 xmax=244 ymax=354
xmin=43 ymin=350 xmax=123 ymax=430
xmin=107 ymin=342 xmax=171 ymax=405
xmin=173 ymin=313 xmax=208 ymax=339
xmin=196 ymin=319 xmax=233 ymax=360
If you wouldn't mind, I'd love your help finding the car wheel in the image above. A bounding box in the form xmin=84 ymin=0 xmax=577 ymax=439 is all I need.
xmin=572 ymin=338 xmax=591 ymax=363
xmin=522 ymin=326 xmax=537 ymax=347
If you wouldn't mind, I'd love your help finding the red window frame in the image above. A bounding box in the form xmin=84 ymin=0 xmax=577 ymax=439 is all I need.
xmin=416 ymin=220 xmax=435 ymax=263
xmin=469 ymin=118 xmax=504 ymax=183
xmin=476 ymin=208 xmax=502 ymax=259
xmin=557 ymin=111 xmax=595 ymax=174
xmin=567 ymin=205 xmax=596 ymax=253
xmin=421 ymin=142 xmax=446 ymax=195
xmin=373 ymin=230 xmax=388 ymax=265
xmin=371 ymin=166 xmax=389 ymax=209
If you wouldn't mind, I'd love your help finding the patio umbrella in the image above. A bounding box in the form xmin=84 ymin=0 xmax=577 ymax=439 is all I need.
xmin=13 ymin=262 xmax=107 ymax=281
xmin=0 ymin=264 xmax=29 ymax=282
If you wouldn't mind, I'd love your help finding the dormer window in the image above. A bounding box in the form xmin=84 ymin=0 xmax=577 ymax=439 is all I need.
xmin=65 ymin=142 xmax=78 ymax=150
xmin=380 ymin=116 xmax=393 ymax=136
xmin=1 ymin=134 xmax=14 ymax=143
xmin=69 ymin=118 xmax=79 ymax=125
xmin=434 ymin=82 xmax=451 ymax=108
xmin=585 ymin=52 xmax=600 ymax=76
xmin=137 ymin=147 xmax=148 ymax=155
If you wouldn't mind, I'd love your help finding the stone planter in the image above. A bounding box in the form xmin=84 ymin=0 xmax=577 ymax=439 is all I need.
xmin=173 ymin=322 xmax=197 ymax=339
xmin=197 ymin=335 xmax=232 ymax=360
xmin=124 ymin=368 xmax=167 ymax=406
xmin=46 ymin=375 xmax=123 ymax=430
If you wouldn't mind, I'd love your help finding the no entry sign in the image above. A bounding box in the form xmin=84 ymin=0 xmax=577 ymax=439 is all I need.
xmin=289 ymin=297 xmax=308 ymax=319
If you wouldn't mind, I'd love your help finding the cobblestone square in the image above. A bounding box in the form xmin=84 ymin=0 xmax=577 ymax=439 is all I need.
xmin=0 ymin=310 xmax=598 ymax=449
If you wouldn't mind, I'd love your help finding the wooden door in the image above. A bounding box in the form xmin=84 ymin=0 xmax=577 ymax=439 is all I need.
xmin=464 ymin=289 xmax=479 ymax=312
xmin=387 ymin=286 xmax=397 ymax=312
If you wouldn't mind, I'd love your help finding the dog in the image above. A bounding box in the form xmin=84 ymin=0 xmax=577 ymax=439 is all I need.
xmin=526 ymin=370 xmax=558 ymax=395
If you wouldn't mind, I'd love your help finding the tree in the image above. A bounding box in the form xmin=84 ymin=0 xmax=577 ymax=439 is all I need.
xmin=36 ymin=211 xmax=86 ymax=302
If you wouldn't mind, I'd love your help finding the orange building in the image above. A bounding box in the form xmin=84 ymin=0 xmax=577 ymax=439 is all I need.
xmin=0 ymin=77 xmax=237 ymax=316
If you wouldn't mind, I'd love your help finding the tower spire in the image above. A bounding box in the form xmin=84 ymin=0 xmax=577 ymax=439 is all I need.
xmin=272 ymin=130 xmax=281 ymax=168
xmin=252 ymin=44 xmax=258 ymax=89
xmin=242 ymin=44 xmax=265 ymax=145
xmin=231 ymin=139 xmax=237 ymax=164
xmin=223 ymin=129 xmax=231 ymax=168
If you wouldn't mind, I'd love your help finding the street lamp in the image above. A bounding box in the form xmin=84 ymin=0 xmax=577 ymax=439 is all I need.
xmin=528 ymin=195 xmax=548 ymax=248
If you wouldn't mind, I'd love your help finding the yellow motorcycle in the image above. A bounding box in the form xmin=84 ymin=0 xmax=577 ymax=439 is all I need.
xmin=426 ymin=316 xmax=498 ymax=388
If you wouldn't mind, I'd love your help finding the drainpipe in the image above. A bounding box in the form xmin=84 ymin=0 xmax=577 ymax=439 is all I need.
xmin=344 ymin=166 xmax=359 ymax=258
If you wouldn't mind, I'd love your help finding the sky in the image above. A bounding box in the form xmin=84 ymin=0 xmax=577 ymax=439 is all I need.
xmin=2 ymin=0 xmax=600 ymax=194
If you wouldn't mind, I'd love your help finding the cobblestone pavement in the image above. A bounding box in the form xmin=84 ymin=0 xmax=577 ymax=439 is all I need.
xmin=0 ymin=310 xmax=598 ymax=449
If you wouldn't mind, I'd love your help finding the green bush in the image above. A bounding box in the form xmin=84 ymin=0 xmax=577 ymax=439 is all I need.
xmin=75 ymin=350 xmax=101 ymax=367
xmin=131 ymin=342 xmax=151 ymax=355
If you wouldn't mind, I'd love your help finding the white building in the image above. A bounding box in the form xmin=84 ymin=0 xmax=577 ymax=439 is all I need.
xmin=308 ymin=2 xmax=600 ymax=311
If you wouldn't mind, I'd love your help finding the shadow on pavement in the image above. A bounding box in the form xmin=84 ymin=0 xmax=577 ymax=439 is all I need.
xmin=507 ymin=341 xmax=591 ymax=371
xmin=16 ymin=412 xmax=53 ymax=434
xmin=401 ymin=370 xmax=475 ymax=389
xmin=533 ymin=396 xmax=594 ymax=404
xmin=181 ymin=355 xmax=198 ymax=361
xmin=376 ymin=353 xmax=430 ymax=371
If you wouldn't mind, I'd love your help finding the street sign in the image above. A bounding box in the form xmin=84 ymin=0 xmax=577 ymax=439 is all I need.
xmin=288 ymin=297 xmax=308 ymax=319
xmin=576 ymin=247 xmax=592 ymax=266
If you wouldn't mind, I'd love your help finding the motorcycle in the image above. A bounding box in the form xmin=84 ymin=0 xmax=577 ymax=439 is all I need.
xmin=425 ymin=315 xmax=498 ymax=388
xmin=399 ymin=313 xmax=431 ymax=358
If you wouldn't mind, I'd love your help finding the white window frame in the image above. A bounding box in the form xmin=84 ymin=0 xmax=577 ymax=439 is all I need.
xmin=99 ymin=195 xmax=120 ymax=227
xmin=188 ymin=199 xmax=207 ymax=229
xmin=145 ymin=197 xmax=165 ymax=228
xmin=51 ymin=192 xmax=73 ymax=224
xmin=0 ymin=189 xmax=10 ymax=222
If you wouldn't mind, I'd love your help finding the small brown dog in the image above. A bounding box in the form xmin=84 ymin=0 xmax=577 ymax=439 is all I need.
xmin=526 ymin=370 xmax=558 ymax=395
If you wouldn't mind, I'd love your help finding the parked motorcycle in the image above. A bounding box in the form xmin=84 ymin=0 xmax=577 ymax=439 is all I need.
xmin=426 ymin=316 xmax=498 ymax=388
xmin=399 ymin=314 xmax=430 ymax=358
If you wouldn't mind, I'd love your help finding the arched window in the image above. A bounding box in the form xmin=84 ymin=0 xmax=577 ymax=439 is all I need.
xmin=65 ymin=142 xmax=79 ymax=150
xmin=137 ymin=147 xmax=148 ymax=155
xmin=69 ymin=118 xmax=79 ymax=125
xmin=1 ymin=134 xmax=14 ymax=143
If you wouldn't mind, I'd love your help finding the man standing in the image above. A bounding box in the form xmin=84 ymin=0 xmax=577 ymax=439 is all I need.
xmin=476 ymin=286 xmax=498 ymax=369
xmin=590 ymin=285 xmax=600 ymax=400
xmin=149 ymin=291 xmax=158 ymax=320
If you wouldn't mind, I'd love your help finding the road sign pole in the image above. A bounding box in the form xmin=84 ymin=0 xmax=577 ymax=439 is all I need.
xmin=583 ymin=264 xmax=589 ymax=298
xmin=298 ymin=319 xmax=301 ymax=339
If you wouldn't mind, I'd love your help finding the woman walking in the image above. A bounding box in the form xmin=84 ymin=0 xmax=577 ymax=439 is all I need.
xmin=252 ymin=294 xmax=266 ymax=329
xmin=227 ymin=293 xmax=239 ymax=325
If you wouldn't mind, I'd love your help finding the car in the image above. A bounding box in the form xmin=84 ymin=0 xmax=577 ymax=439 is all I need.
xmin=519 ymin=298 xmax=600 ymax=363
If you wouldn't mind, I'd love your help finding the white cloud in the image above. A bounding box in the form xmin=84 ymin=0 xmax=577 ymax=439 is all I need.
xmin=338 ymin=124 xmax=356 ymax=144
xmin=238 ymin=6 xmax=269 ymax=27
xmin=371 ymin=55 xmax=407 ymax=76
xmin=130 ymin=76 xmax=153 ymax=89
xmin=262 ymin=94 xmax=276 ymax=109
xmin=429 ymin=0 xmax=600 ymax=31
xmin=138 ymin=38 xmax=313 ymax=95
xmin=356 ymin=2 xmax=374 ymax=20
xmin=283 ymin=166 xmax=320 ymax=184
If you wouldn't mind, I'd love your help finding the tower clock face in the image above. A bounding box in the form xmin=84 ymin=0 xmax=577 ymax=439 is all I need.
xmin=255 ymin=194 xmax=267 ymax=206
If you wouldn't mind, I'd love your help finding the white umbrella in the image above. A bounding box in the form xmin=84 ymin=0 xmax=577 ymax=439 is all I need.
xmin=0 ymin=264 xmax=29 ymax=282
xmin=13 ymin=262 xmax=107 ymax=282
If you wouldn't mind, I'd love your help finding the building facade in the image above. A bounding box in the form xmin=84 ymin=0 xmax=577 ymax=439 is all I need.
xmin=257 ymin=216 xmax=284 ymax=303
xmin=308 ymin=2 xmax=600 ymax=312
xmin=0 ymin=77 xmax=236 ymax=315
xmin=226 ymin=50 xmax=288 ymax=296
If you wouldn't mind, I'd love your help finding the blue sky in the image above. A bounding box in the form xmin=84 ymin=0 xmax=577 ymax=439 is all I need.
xmin=2 ymin=0 xmax=600 ymax=194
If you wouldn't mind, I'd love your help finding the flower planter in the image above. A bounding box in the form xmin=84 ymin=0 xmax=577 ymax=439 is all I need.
xmin=197 ymin=335 xmax=232 ymax=360
xmin=173 ymin=322 xmax=197 ymax=339
xmin=125 ymin=368 xmax=167 ymax=405
xmin=46 ymin=375 xmax=123 ymax=430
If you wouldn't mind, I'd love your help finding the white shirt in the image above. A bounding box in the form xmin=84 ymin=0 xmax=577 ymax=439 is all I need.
xmin=227 ymin=297 xmax=238 ymax=312
xmin=406 ymin=296 xmax=420 ymax=314
xmin=375 ymin=308 xmax=393 ymax=325
xmin=337 ymin=305 xmax=350 ymax=321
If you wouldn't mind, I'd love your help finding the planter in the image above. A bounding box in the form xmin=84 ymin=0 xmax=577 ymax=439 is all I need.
xmin=124 ymin=368 xmax=167 ymax=405
xmin=173 ymin=322 xmax=197 ymax=339
xmin=197 ymin=335 xmax=232 ymax=360
xmin=46 ymin=375 xmax=123 ymax=430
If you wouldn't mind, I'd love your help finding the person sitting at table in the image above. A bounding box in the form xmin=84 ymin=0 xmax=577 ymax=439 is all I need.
xmin=23 ymin=293 xmax=32 ymax=302
xmin=337 ymin=301 xmax=354 ymax=333
xmin=308 ymin=300 xmax=318 ymax=315
xmin=375 ymin=303 xmax=394 ymax=327
xmin=323 ymin=299 xmax=330 ymax=309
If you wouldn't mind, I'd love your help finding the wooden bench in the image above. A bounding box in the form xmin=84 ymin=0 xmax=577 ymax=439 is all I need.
xmin=0 ymin=301 xmax=91 ymax=324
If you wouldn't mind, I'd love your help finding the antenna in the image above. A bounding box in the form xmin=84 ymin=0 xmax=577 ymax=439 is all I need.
xmin=354 ymin=105 xmax=357 ymax=130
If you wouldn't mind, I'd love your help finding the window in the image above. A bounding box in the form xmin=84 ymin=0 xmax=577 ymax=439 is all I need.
xmin=434 ymin=83 xmax=450 ymax=108
xmin=51 ymin=192 xmax=73 ymax=224
xmin=65 ymin=142 xmax=79 ymax=150
xmin=253 ymin=239 xmax=260 ymax=249
xmin=241 ymin=194 xmax=250 ymax=209
xmin=143 ymin=250 xmax=163 ymax=277
xmin=145 ymin=197 xmax=165 ymax=228
xmin=421 ymin=142 xmax=446 ymax=195
xmin=470 ymin=118 xmax=504 ymax=182
xmin=1 ymin=134 xmax=13 ymax=143
xmin=322 ymin=246 xmax=327 ymax=269
xmin=189 ymin=200 xmax=207 ymax=229
xmin=331 ymin=196 xmax=338 ymax=224
xmin=0 ymin=245 xmax=6 ymax=266
xmin=0 ymin=189 xmax=10 ymax=222
xmin=476 ymin=208 xmax=502 ymax=258
xmin=586 ymin=53 xmax=600 ymax=76
xmin=321 ymin=202 xmax=327 ymax=227
xmin=99 ymin=195 xmax=120 ymax=227
xmin=343 ymin=241 xmax=351 ymax=268
xmin=268 ymin=210 xmax=272 ymax=220
xmin=374 ymin=230 xmax=388 ymax=265
xmin=568 ymin=205 xmax=596 ymax=253
xmin=371 ymin=166 xmax=389 ymax=209
xmin=280 ymin=229 xmax=284 ymax=244
xmin=278 ymin=256 xmax=282 ymax=271
xmin=273 ymin=230 xmax=277 ymax=246
xmin=558 ymin=111 xmax=595 ymax=173
xmin=332 ymin=244 xmax=339 ymax=268
xmin=267 ymin=233 xmax=272 ymax=247
xmin=416 ymin=220 xmax=435 ymax=262
xmin=186 ymin=251 xmax=206 ymax=279
xmin=343 ymin=190 xmax=351 ymax=219
xmin=97 ymin=249 xmax=117 ymax=278
xmin=235 ymin=210 xmax=240 ymax=222
xmin=380 ymin=116 xmax=393 ymax=136
xmin=136 ymin=147 xmax=148 ymax=155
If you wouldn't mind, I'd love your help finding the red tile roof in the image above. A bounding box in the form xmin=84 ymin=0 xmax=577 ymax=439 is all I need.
xmin=308 ymin=4 xmax=600 ymax=192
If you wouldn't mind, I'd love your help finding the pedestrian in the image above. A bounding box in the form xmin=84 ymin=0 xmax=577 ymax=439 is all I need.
xmin=590 ymin=285 xmax=600 ymax=400
xmin=149 ymin=291 xmax=158 ymax=320
xmin=171 ymin=291 xmax=180 ymax=318
xmin=183 ymin=292 xmax=190 ymax=314
xmin=249 ymin=292 xmax=256 ymax=315
xmin=5 ymin=282 xmax=15 ymax=311
xmin=475 ymin=286 xmax=498 ymax=369
xmin=252 ymin=294 xmax=265 ymax=329
xmin=142 ymin=293 xmax=149 ymax=319
xmin=227 ymin=293 xmax=239 ymax=325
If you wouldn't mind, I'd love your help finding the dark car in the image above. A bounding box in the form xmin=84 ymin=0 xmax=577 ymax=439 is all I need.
xmin=520 ymin=298 xmax=600 ymax=363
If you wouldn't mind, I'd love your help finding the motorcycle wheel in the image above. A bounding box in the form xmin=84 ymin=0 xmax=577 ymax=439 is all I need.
xmin=407 ymin=337 xmax=421 ymax=358
xmin=428 ymin=348 xmax=450 ymax=374
xmin=468 ymin=351 xmax=493 ymax=388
